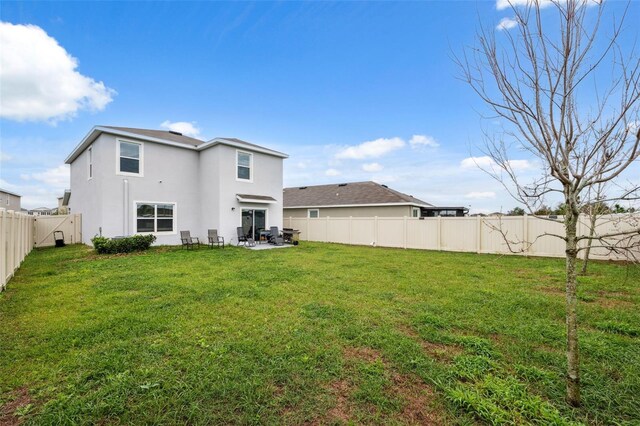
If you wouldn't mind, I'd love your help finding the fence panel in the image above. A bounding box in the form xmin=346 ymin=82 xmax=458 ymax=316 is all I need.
xmin=1 ymin=210 xmax=36 ymax=291
xmin=286 ymin=214 xmax=639 ymax=261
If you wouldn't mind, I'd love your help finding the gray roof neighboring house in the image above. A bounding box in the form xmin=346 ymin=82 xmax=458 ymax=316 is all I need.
xmin=284 ymin=181 xmax=433 ymax=208
xmin=65 ymin=126 xmax=288 ymax=164
xmin=0 ymin=188 xmax=21 ymax=197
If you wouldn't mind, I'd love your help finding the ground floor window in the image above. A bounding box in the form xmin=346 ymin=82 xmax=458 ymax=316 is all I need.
xmin=412 ymin=207 xmax=420 ymax=218
xmin=136 ymin=202 xmax=175 ymax=233
xmin=308 ymin=209 xmax=319 ymax=218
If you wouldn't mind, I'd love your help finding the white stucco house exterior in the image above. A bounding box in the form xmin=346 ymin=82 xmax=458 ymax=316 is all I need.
xmin=65 ymin=126 xmax=288 ymax=245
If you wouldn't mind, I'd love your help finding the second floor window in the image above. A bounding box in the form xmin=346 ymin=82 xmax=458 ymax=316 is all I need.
xmin=118 ymin=140 xmax=142 ymax=175
xmin=237 ymin=151 xmax=252 ymax=181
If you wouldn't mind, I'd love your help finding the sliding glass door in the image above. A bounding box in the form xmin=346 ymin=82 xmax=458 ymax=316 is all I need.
xmin=241 ymin=209 xmax=266 ymax=240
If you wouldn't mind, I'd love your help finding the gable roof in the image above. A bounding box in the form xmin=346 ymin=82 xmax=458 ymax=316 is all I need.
xmin=102 ymin=126 xmax=205 ymax=147
xmin=0 ymin=188 xmax=21 ymax=197
xmin=65 ymin=126 xmax=288 ymax=163
xmin=283 ymin=181 xmax=433 ymax=208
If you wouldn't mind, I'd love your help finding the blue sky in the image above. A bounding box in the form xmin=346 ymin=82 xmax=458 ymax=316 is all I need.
xmin=1 ymin=1 xmax=638 ymax=211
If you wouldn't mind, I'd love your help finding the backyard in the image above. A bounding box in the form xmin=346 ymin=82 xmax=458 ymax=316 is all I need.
xmin=0 ymin=243 xmax=638 ymax=425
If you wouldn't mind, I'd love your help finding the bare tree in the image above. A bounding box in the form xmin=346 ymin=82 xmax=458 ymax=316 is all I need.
xmin=456 ymin=0 xmax=640 ymax=406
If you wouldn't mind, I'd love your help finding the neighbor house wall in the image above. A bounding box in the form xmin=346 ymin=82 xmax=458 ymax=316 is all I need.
xmin=284 ymin=205 xmax=413 ymax=218
xmin=0 ymin=192 xmax=21 ymax=212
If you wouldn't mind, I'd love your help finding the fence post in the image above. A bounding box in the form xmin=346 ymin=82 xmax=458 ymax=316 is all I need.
xmin=325 ymin=216 xmax=329 ymax=242
xmin=476 ymin=215 xmax=481 ymax=253
xmin=437 ymin=216 xmax=442 ymax=251
xmin=349 ymin=216 xmax=352 ymax=245
xmin=374 ymin=216 xmax=378 ymax=245
xmin=523 ymin=214 xmax=529 ymax=256
xmin=0 ymin=210 xmax=6 ymax=290
xmin=403 ymin=216 xmax=407 ymax=249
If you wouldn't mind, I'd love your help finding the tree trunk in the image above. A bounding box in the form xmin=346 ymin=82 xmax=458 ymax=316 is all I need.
xmin=565 ymin=210 xmax=581 ymax=406
xmin=580 ymin=211 xmax=597 ymax=275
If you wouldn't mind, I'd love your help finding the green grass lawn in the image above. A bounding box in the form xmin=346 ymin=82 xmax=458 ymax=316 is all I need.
xmin=1 ymin=243 xmax=638 ymax=425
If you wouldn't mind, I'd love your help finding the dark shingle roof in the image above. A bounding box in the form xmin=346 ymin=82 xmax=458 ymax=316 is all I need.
xmin=283 ymin=181 xmax=432 ymax=208
xmin=102 ymin=126 xmax=205 ymax=147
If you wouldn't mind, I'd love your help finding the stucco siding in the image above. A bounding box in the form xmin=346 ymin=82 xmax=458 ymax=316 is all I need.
xmin=215 ymin=145 xmax=284 ymax=244
xmin=284 ymin=205 xmax=413 ymax=218
xmin=69 ymin=132 xmax=285 ymax=246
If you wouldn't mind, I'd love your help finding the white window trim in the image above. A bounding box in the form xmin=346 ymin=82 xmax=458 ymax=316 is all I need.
xmin=117 ymin=138 xmax=144 ymax=177
xmin=412 ymin=207 xmax=420 ymax=218
xmin=87 ymin=146 xmax=93 ymax=180
xmin=236 ymin=150 xmax=253 ymax=183
xmin=133 ymin=201 xmax=177 ymax=235
xmin=308 ymin=209 xmax=320 ymax=218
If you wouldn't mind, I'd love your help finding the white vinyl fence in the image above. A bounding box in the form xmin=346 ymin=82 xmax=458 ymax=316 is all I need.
xmin=1 ymin=210 xmax=82 ymax=290
xmin=285 ymin=214 xmax=640 ymax=261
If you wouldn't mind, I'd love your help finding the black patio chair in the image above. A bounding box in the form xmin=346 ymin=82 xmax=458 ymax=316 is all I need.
xmin=236 ymin=227 xmax=248 ymax=246
xmin=268 ymin=226 xmax=283 ymax=246
xmin=208 ymin=229 xmax=224 ymax=249
xmin=180 ymin=230 xmax=200 ymax=249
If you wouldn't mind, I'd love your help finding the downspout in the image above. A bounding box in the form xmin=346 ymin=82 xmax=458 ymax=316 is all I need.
xmin=123 ymin=179 xmax=129 ymax=235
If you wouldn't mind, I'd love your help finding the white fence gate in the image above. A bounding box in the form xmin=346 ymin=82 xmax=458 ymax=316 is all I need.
xmin=33 ymin=214 xmax=82 ymax=248
xmin=285 ymin=214 xmax=640 ymax=261
xmin=1 ymin=211 xmax=82 ymax=290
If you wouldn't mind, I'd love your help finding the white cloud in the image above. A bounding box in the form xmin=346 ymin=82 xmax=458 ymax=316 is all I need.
xmin=465 ymin=191 xmax=497 ymax=199
xmin=160 ymin=120 xmax=201 ymax=138
xmin=0 ymin=22 xmax=115 ymax=122
xmin=362 ymin=162 xmax=384 ymax=172
xmin=0 ymin=165 xmax=70 ymax=209
xmin=409 ymin=134 xmax=439 ymax=148
xmin=497 ymin=17 xmax=519 ymax=30
xmin=325 ymin=168 xmax=341 ymax=177
xmin=460 ymin=156 xmax=496 ymax=169
xmin=296 ymin=161 xmax=307 ymax=169
xmin=0 ymin=151 xmax=11 ymax=162
xmin=336 ymin=137 xmax=405 ymax=160
xmin=29 ymin=165 xmax=70 ymax=192
xmin=496 ymin=0 xmax=600 ymax=10
xmin=460 ymin=156 xmax=533 ymax=171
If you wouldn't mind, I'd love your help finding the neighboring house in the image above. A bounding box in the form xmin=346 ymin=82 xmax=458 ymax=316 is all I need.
xmin=29 ymin=207 xmax=54 ymax=216
xmin=0 ymin=188 xmax=21 ymax=211
xmin=56 ymin=190 xmax=71 ymax=215
xmin=65 ymin=126 xmax=287 ymax=245
xmin=283 ymin=181 xmax=468 ymax=218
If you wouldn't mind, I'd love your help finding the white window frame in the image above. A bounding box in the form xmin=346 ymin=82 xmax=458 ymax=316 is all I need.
xmin=308 ymin=209 xmax=320 ymax=218
xmin=412 ymin=207 xmax=420 ymax=218
xmin=117 ymin=139 xmax=144 ymax=177
xmin=87 ymin=146 xmax=93 ymax=180
xmin=236 ymin=150 xmax=253 ymax=182
xmin=133 ymin=201 xmax=177 ymax=235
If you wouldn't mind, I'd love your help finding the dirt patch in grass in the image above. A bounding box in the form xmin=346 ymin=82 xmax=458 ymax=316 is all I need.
xmin=537 ymin=286 xmax=564 ymax=295
xmin=398 ymin=325 xmax=463 ymax=362
xmin=343 ymin=346 xmax=383 ymax=363
xmin=390 ymin=372 xmax=441 ymax=425
xmin=0 ymin=387 xmax=32 ymax=426
xmin=596 ymin=297 xmax=633 ymax=309
xmin=324 ymin=379 xmax=353 ymax=424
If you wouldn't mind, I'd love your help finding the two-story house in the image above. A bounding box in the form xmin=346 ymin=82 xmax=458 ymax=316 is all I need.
xmin=65 ymin=126 xmax=288 ymax=245
xmin=0 ymin=189 xmax=21 ymax=212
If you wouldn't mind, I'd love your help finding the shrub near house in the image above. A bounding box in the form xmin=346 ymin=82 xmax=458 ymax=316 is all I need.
xmin=91 ymin=235 xmax=156 ymax=254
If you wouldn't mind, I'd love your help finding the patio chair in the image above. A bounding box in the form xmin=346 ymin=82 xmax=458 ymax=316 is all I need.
xmin=236 ymin=227 xmax=248 ymax=246
xmin=180 ymin=231 xmax=200 ymax=249
xmin=268 ymin=226 xmax=283 ymax=246
xmin=207 ymin=229 xmax=224 ymax=249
